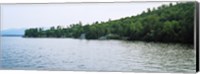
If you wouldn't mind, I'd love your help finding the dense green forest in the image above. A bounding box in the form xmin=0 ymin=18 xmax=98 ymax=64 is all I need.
xmin=24 ymin=2 xmax=195 ymax=44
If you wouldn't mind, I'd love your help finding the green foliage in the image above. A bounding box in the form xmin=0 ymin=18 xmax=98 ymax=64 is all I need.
xmin=24 ymin=2 xmax=194 ymax=44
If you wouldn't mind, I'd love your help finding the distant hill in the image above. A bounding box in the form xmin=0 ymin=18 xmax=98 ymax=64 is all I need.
xmin=1 ymin=28 xmax=25 ymax=36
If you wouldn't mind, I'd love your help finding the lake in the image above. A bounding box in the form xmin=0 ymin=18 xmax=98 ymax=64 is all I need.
xmin=0 ymin=37 xmax=196 ymax=72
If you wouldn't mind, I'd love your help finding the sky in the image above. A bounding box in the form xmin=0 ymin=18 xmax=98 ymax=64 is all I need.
xmin=1 ymin=2 xmax=175 ymax=31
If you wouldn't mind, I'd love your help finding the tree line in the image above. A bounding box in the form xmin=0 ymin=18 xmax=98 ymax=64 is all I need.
xmin=24 ymin=2 xmax=195 ymax=44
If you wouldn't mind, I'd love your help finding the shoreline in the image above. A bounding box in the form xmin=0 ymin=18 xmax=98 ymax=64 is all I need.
xmin=21 ymin=36 xmax=195 ymax=45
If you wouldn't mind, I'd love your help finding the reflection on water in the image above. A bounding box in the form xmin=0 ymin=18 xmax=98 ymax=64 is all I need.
xmin=0 ymin=37 xmax=196 ymax=72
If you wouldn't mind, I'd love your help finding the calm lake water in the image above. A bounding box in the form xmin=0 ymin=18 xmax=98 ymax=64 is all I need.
xmin=0 ymin=37 xmax=196 ymax=72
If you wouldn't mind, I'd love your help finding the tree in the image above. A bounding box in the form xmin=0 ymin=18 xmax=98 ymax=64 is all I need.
xmin=24 ymin=2 xmax=194 ymax=44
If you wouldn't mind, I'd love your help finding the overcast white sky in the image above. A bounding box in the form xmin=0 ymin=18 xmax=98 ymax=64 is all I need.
xmin=1 ymin=2 xmax=175 ymax=30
